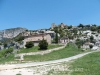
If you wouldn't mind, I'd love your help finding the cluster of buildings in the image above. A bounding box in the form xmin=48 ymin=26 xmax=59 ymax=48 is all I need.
xmin=1 ymin=23 xmax=100 ymax=51
xmin=51 ymin=23 xmax=68 ymax=29
xmin=23 ymin=30 xmax=69 ymax=48
xmin=0 ymin=29 xmax=69 ymax=50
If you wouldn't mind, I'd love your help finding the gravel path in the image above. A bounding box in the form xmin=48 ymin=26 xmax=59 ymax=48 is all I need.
xmin=15 ymin=45 xmax=66 ymax=60
xmin=15 ymin=45 xmax=66 ymax=57
xmin=0 ymin=50 xmax=99 ymax=70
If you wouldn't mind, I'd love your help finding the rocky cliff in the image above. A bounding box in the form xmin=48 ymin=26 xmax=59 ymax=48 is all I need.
xmin=0 ymin=27 xmax=27 ymax=40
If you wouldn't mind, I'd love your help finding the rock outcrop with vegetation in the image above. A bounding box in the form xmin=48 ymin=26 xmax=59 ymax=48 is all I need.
xmin=0 ymin=27 xmax=27 ymax=41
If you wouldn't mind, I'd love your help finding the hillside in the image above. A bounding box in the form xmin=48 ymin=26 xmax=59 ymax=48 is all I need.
xmin=0 ymin=27 xmax=27 ymax=41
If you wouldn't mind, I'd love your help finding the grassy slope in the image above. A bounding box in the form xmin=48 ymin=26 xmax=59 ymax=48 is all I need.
xmin=0 ymin=43 xmax=87 ymax=64
xmin=24 ymin=43 xmax=84 ymax=62
xmin=69 ymin=51 xmax=100 ymax=75
xmin=0 ymin=54 xmax=14 ymax=64
xmin=17 ymin=44 xmax=63 ymax=54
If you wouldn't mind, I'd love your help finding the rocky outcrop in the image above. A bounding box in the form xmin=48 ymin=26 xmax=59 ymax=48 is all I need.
xmin=0 ymin=27 xmax=27 ymax=40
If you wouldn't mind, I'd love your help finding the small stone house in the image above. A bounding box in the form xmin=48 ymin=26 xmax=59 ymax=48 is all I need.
xmin=60 ymin=37 xmax=69 ymax=44
xmin=23 ymin=34 xmax=51 ymax=47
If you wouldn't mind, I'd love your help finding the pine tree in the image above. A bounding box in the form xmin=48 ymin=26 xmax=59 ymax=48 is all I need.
xmin=38 ymin=39 xmax=48 ymax=50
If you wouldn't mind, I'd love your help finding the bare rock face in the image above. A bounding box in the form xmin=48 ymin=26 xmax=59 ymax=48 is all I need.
xmin=0 ymin=27 xmax=27 ymax=40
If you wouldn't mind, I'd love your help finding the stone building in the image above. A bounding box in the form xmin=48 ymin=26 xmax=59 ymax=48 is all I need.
xmin=23 ymin=34 xmax=51 ymax=47
xmin=51 ymin=23 xmax=56 ymax=29
xmin=60 ymin=37 xmax=69 ymax=44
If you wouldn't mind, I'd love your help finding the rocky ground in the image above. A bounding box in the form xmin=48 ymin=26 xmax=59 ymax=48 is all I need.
xmin=0 ymin=51 xmax=99 ymax=75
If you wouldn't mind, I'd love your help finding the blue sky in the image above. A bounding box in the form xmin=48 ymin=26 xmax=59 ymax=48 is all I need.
xmin=0 ymin=0 xmax=100 ymax=30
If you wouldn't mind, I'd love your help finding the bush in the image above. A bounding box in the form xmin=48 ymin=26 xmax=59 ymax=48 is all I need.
xmin=89 ymin=44 xmax=93 ymax=49
xmin=4 ymin=43 xmax=8 ymax=48
xmin=38 ymin=39 xmax=48 ymax=50
xmin=6 ymin=48 xmax=13 ymax=54
xmin=0 ymin=48 xmax=14 ymax=58
xmin=25 ymin=41 xmax=34 ymax=48
xmin=16 ymin=36 xmax=25 ymax=42
xmin=2 ymin=50 xmax=7 ymax=57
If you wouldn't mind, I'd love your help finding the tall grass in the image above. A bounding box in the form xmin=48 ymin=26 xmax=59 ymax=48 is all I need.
xmin=69 ymin=51 xmax=100 ymax=75
xmin=0 ymin=54 xmax=14 ymax=64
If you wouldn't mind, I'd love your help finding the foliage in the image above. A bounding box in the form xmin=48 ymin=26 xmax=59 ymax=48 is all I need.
xmin=89 ymin=36 xmax=95 ymax=43
xmin=75 ymin=39 xmax=85 ymax=48
xmin=24 ymin=43 xmax=84 ymax=62
xmin=25 ymin=41 xmax=34 ymax=48
xmin=7 ymin=47 xmax=13 ymax=54
xmin=15 ymin=36 xmax=25 ymax=42
xmin=89 ymin=44 xmax=93 ymax=49
xmin=72 ymin=28 xmax=78 ymax=35
xmin=90 ymin=26 xmax=97 ymax=31
xmin=0 ymin=47 xmax=13 ymax=58
xmin=54 ymin=27 xmax=58 ymax=33
xmin=4 ymin=43 xmax=8 ymax=48
xmin=53 ymin=27 xmax=59 ymax=43
xmin=18 ymin=44 xmax=62 ymax=54
xmin=38 ymin=39 xmax=48 ymax=50
xmin=90 ymin=35 xmax=94 ymax=41
xmin=68 ymin=25 xmax=72 ymax=29
xmin=55 ymin=33 xmax=59 ymax=43
xmin=68 ymin=35 xmax=74 ymax=40
xmin=78 ymin=23 xmax=84 ymax=28
xmin=58 ymin=28 xmax=65 ymax=38
xmin=16 ymin=73 xmax=22 ymax=75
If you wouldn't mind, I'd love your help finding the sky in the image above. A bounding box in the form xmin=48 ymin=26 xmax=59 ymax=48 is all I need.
xmin=0 ymin=0 xmax=100 ymax=30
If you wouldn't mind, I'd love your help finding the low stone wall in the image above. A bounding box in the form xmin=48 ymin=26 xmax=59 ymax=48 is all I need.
xmin=15 ymin=45 xmax=66 ymax=58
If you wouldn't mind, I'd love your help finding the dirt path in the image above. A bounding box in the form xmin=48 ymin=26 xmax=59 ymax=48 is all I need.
xmin=0 ymin=50 xmax=99 ymax=70
xmin=15 ymin=45 xmax=66 ymax=60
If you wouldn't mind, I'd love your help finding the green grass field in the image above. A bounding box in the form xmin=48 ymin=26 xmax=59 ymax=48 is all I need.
xmin=0 ymin=43 xmax=89 ymax=64
xmin=0 ymin=54 xmax=15 ymax=64
xmin=24 ymin=43 xmax=85 ymax=62
xmin=69 ymin=51 xmax=100 ymax=75
xmin=17 ymin=44 xmax=63 ymax=54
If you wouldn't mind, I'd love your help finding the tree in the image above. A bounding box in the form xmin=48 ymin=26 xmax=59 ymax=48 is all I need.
xmin=25 ymin=41 xmax=34 ymax=48
xmin=78 ymin=24 xmax=84 ymax=28
xmin=89 ymin=44 xmax=93 ymax=49
xmin=4 ymin=43 xmax=7 ymax=48
xmin=90 ymin=26 xmax=97 ymax=31
xmin=90 ymin=36 xmax=94 ymax=42
xmin=54 ymin=27 xmax=59 ymax=43
xmin=75 ymin=39 xmax=85 ymax=48
xmin=72 ymin=28 xmax=78 ymax=35
xmin=85 ymin=25 xmax=90 ymax=30
xmin=68 ymin=25 xmax=72 ymax=29
xmin=38 ymin=39 xmax=48 ymax=50
xmin=16 ymin=36 xmax=25 ymax=42
xmin=55 ymin=33 xmax=58 ymax=43
xmin=59 ymin=28 xmax=64 ymax=38
xmin=68 ymin=35 xmax=74 ymax=40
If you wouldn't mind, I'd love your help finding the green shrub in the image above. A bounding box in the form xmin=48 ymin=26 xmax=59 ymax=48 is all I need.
xmin=38 ymin=39 xmax=48 ymax=50
xmin=89 ymin=44 xmax=93 ymax=49
xmin=25 ymin=41 xmax=34 ymax=48
xmin=0 ymin=48 xmax=13 ymax=59
xmin=16 ymin=73 xmax=21 ymax=75
xmin=6 ymin=48 xmax=13 ymax=54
